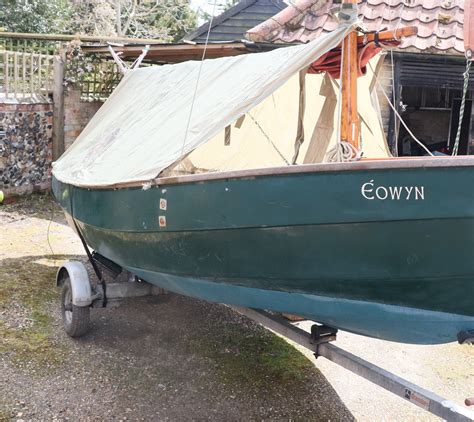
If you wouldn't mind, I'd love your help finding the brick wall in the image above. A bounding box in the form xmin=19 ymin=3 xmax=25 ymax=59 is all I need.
xmin=0 ymin=102 xmax=53 ymax=195
xmin=64 ymin=88 xmax=103 ymax=150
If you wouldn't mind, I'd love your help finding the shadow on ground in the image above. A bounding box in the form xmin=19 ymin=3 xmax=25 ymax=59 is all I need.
xmin=0 ymin=254 xmax=354 ymax=421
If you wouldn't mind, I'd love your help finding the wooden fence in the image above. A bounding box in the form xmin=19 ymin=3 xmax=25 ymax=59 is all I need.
xmin=0 ymin=37 xmax=57 ymax=55
xmin=0 ymin=50 xmax=55 ymax=100
xmin=76 ymin=60 xmax=122 ymax=102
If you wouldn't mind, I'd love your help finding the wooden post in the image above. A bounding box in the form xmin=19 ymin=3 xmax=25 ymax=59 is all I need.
xmin=340 ymin=0 xmax=359 ymax=149
xmin=22 ymin=52 xmax=26 ymax=97
xmin=4 ymin=50 xmax=9 ymax=98
xmin=38 ymin=53 xmax=42 ymax=95
xmin=29 ymin=51 xmax=34 ymax=95
xmin=13 ymin=52 xmax=18 ymax=99
xmin=53 ymin=50 xmax=65 ymax=160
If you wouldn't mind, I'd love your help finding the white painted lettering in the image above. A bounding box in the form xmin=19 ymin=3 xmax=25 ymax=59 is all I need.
xmin=376 ymin=186 xmax=388 ymax=200
xmin=361 ymin=180 xmax=375 ymax=200
xmin=388 ymin=186 xmax=402 ymax=200
xmin=361 ymin=181 xmax=425 ymax=201
xmin=415 ymin=186 xmax=425 ymax=200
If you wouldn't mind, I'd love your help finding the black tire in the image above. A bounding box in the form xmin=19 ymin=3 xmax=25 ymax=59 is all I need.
xmin=61 ymin=277 xmax=90 ymax=337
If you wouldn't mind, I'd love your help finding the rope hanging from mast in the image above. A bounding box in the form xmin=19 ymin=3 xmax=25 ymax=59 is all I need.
xmin=368 ymin=62 xmax=434 ymax=157
xmin=451 ymin=57 xmax=472 ymax=156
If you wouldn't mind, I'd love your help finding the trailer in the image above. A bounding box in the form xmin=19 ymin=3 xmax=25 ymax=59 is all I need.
xmin=56 ymin=257 xmax=474 ymax=422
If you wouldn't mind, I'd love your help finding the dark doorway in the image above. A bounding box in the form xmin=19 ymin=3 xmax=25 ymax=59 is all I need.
xmin=397 ymin=86 xmax=472 ymax=156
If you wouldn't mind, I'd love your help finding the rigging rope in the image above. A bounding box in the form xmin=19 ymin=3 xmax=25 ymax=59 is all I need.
xmin=247 ymin=112 xmax=290 ymax=165
xmin=177 ymin=1 xmax=218 ymax=170
xmin=390 ymin=50 xmax=399 ymax=153
xmin=368 ymin=62 xmax=434 ymax=157
xmin=451 ymin=58 xmax=472 ymax=156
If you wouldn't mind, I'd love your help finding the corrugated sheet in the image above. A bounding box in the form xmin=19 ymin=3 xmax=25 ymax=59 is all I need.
xmin=246 ymin=0 xmax=466 ymax=55
xmin=186 ymin=0 xmax=287 ymax=43
xmin=398 ymin=54 xmax=474 ymax=88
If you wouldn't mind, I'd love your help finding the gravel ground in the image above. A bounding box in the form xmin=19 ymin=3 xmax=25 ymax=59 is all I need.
xmin=0 ymin=194 xmax=352 ymax=421
xmin=293 ymin=322 xmax=474 ymax=421
xmin=1 ymin=193 xmax=473 ymax=421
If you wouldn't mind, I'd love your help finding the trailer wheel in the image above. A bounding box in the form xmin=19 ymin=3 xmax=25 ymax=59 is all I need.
xmin=61 ymin=277 xmax=90 ymax=337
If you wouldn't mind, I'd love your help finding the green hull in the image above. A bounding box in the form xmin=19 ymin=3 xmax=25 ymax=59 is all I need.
xmin=52 ymin=159 xmax=474 ymax=344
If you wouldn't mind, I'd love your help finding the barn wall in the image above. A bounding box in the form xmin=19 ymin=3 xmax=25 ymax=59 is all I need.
xmin=377 ymin=53 xmax=474 ymax=155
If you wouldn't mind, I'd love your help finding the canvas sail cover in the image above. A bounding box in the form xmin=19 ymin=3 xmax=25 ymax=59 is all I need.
xmin=52 ymin=24 xmax=352 ymax=188
xmin=163 ymin=57 xmax=390 ymax=176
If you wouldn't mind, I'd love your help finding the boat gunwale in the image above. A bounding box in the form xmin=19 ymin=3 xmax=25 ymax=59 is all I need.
xmin=57 ymin=156 xmax=474 ymax=190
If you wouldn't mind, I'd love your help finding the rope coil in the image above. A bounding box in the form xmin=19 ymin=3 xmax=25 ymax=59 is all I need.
xmin=325 ymin=141 xmax=362 ymax=162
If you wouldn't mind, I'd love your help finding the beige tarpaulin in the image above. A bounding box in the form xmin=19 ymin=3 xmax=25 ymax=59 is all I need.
xmin=52 ymin=24 xmax=352 ymax=188
xmin=164 ymin=54 xmax=390 ymax=175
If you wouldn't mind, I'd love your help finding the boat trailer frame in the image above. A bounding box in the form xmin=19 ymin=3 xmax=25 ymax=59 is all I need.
xmin=231 ymin=307 xmax=474 ymax=422
xmin=56 ymin=253 xmax=474 ymax=421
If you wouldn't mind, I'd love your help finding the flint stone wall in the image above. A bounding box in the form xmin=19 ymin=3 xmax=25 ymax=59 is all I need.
xmin=0 ymin=103 xmax=53 ymax=195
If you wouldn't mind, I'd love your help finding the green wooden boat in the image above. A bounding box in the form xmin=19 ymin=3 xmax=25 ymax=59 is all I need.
xmin=52 ymin=20 xmax=474 ymax=345
xmin=52 ymin=157 xmax=474 ymax=345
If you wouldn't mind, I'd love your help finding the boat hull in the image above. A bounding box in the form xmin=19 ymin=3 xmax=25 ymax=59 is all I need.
xmin=52 ymin=159 xmax=474 ymax=344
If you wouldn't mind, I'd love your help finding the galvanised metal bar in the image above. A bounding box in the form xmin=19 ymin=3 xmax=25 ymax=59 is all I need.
xmin=232 ymin=307 xmax=474 ymax=422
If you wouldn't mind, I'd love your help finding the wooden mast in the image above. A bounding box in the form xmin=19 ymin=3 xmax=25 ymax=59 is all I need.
xmin=340 ymin=0 xmax=359 ymax=150
xmin=465 ymin=0 xmax=473 ymax=59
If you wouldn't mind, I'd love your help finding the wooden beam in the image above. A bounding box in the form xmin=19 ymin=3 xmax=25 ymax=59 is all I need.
xmin=332 ymin=27 xmax=419 ymax=51
xmin=82 ymin=42 xmax=250 ymax=63
xmin=340 ymin=0 xmax=359 ymax=149
xmin=356 ymin=26 xmax=418 ymax=46
xmin=0 ymin=31 xmax=164 ymax=45
xmin=52 ymin=50 xmax=65 ymax=160
xmin=339 ymin=23 xmax=417 ymax=149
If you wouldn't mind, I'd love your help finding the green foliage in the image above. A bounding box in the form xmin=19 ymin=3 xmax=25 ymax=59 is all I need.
xmin=0 ymin=0 xmax=198 ymax=42
xmin=70 ymin=0 xmax=198 ymax=42
xmin=149 ymin=0 xmax=199 ymax=42
xmin=0 ymin=0 xmax=72 ymax=34
xmin=198 ymin=0 xmax=239 ymax=23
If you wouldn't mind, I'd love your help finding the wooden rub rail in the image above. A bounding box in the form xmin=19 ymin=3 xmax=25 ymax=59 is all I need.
xmin=0 ymin=50 xmax=55 ymax=100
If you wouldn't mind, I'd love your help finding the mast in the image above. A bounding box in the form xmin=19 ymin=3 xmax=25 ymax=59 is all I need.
xmin=340 ymin=0 xmax=359 ymax=150
xmin=465 ymin=0 xmax=473 ymax=59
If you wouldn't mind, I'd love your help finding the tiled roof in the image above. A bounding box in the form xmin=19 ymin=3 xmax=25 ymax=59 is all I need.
xmin=246 ymin=0 xmax=466 ymax=55
xmin=184 ymin=0 xmax=287 ymax=43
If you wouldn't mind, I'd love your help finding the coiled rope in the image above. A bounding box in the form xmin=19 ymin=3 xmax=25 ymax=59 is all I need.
xmin=326 ymin=140 xmax=362 ymax=162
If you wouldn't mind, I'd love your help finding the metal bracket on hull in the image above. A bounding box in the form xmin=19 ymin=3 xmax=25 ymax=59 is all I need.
xmin=72 ymin=219 xmax=108 ymax=307
xmin=231 ymin=307 xmax=474 ymax=422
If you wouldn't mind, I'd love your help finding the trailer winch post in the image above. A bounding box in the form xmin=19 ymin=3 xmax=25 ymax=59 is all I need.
xmin=232 ymin=307 xmax=474 ymax=422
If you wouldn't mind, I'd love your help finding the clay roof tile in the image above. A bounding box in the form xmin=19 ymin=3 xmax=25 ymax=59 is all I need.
xmin=246 ymin=0 xmax=466 ymax=55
